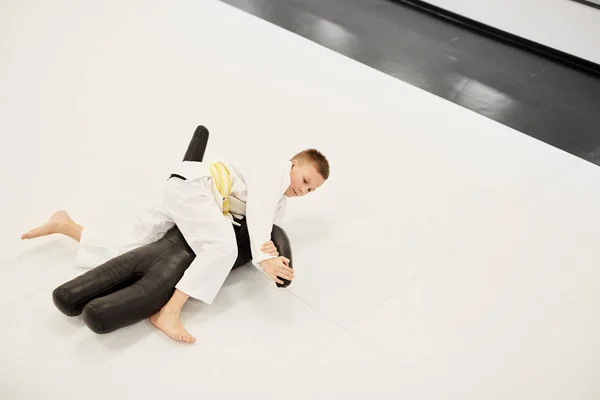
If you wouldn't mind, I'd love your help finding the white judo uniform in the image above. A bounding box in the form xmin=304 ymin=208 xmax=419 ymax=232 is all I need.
xmin=75 ymin=159 xmax=291 ymax=305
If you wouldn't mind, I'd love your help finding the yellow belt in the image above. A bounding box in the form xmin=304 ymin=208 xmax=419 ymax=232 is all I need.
xmin=209 ymin=162 xmax=232 ymax=215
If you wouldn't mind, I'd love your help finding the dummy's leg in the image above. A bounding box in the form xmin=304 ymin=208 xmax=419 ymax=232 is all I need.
xmin=149 ymin=177 xmax=238 ymax=343
xmin=81 ymin=237 xmax=194 ymax=336
xmin=53 ymin=237 xmax=171 ymax=316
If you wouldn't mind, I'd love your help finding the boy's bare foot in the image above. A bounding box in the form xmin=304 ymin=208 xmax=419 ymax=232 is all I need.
xmin=150 ymin=309 xmax=196 ymax=343
xmin=21 ymin=210 xmax=75 ymax=240
xmin=21 ymin=210 xmax=72 ymax=239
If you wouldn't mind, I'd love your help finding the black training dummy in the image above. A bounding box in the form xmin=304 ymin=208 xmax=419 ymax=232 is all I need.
xmin=52 ymin=125 xmax=293 ymax=334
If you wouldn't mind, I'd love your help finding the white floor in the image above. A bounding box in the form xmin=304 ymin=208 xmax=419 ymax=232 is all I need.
xmin=2 ymin=1 xmax=600 ymax=399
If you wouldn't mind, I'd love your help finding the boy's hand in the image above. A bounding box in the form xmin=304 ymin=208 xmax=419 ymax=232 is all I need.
xmin=260 ymin=240 xmax=279 ymax=257
xmin=260 ymin=256 xmax=293 ymax=285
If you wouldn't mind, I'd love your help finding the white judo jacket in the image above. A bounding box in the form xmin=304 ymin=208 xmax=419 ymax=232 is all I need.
xmin=172 ymin=159 xmax=291 ymax=269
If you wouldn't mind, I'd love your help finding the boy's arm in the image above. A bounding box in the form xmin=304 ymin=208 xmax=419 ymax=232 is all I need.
xmin=245 ymin=164 xmax=288 ymax=269
xmin=273 ymin=198 xmax=287 ymax=228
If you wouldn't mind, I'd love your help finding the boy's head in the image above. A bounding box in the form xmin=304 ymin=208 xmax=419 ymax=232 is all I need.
xmin=285 ymin=149 xmax=330 ymax=197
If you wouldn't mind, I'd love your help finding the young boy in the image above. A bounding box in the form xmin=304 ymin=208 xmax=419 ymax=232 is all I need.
xmin=21 ymin=149 xmax=329 ymax=343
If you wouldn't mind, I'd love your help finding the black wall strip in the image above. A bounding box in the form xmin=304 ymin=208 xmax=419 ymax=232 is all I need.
xmin=570 ymin=0 xmax=600 ymax=11
xmin=389 ymin=0 xmax=600 ymax=78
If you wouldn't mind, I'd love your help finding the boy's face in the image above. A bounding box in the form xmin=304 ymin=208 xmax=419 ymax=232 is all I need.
xmin=285 ymin=160 xmax=326 ymax=197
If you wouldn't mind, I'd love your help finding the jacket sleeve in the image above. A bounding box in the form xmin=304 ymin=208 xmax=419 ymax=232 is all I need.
xmin=245 ymin=162 xmax=288 ymax=269
xmin=273 ymin=198 xmax=288 ymax=228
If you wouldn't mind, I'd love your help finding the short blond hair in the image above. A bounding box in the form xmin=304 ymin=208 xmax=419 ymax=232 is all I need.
xmin=292 ymin=149 xmax=330 ymax=180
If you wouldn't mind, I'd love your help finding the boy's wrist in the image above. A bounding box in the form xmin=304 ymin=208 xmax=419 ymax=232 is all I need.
xmin=256 ymin=257 xmax=272 ymax=270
